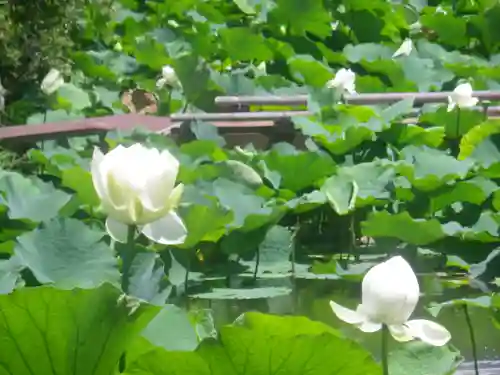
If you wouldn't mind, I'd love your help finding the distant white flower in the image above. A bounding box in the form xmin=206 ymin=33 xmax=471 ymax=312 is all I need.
xmin=409 ymin=21 xmax=422 ymax=34
xmin=255 ymin=62 xmax=266 ymax=75
xmin=392 ymin=38 xmax=414 ymax=58
xmin=168 ymin=20 xmax=180 ymax=28
xmin=0 ymin=80 xmax=6 ymax=112
xmin=156 ymin=65 xmax=179 ymax=89
xmin=41 ymin=68 xmax=64 ymax=95
xmin=330 ymin=256 xmax=451 ymax=347
xmin=436 ymin=5 xmax=447 ymax=14
xmin=447 ymin=83 xmax=479 ymax=112
xmin=326 ymin=68 xmax=356 ymax=95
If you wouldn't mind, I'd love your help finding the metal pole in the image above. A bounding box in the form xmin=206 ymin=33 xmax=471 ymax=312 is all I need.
xmin=170 ymin=106 xmax=500 ymax=123
xmin=171 ymin=111 xmax=311 ymax=122
xmin=215 ymin=91 xmax=500 ymax=107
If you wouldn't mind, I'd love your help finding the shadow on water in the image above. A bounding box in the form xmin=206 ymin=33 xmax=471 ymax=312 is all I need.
xmin=187 ymin=271 xmax=500 ymax=373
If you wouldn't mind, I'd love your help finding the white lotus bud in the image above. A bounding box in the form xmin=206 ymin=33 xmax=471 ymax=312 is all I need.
xmin=91 ymin=143 xmax=187 ymax=245
xmin=392 ymin=38 xmax=414 ymax=58
xmin=436 ymin=5 xmax=447 ymax=14
xmin=41 ymin=68 xmax=64 ymax=95
xmin=330 ymin=256 xmax=451 ymax=346
xmin=326 ymin=68 xmax=356 ymax=95
xmin=0 ymin=80 xmax=6 ymax=112
xmin=447 ymin=83 xmax=478 ymax=112
xmin=156 ymin=65 xmax=179 ymax=89
xmin=255 ymin=62 xmax=266 ymax=76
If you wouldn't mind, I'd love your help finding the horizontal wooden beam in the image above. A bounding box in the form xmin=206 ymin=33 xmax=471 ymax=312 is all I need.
xmin=0 ymin=114 xmax=171 ymax=143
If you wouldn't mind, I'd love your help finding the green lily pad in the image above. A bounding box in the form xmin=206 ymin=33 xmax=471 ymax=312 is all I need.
xmin=178 ymin=202 xmax=233 ymax=248
xmin=390 ymin=341 xmax=462 ymax=375
xmin=142 ymin=305 xmax=200 ymax=352
xmin=128 ymin=312 xmax=381 ymax=375
xmin=362 ymin=211 xmax=446 ymax=245
xmin=127 ymin=252 xmax=171 ymax=305
xmin=262 ymin=147 xmax=335 ymax=191
xmin=428 ymin=295 xmax=492 ymax=317
xmin=322 ymin=175 xmax=358 ymax=215
xmin=0 ymin=283 xmax=159 ymax=375
xmin=14 ymin=218 xmax=119 ymax=289
xmin=0 ymin=172 xmax=71 ymax=222
xmin=0 ymin=255 xmax=24 ymax=294
xmin=397 ymin=145 xmax=474 ymax=191
xmin=190 ymin=287 xmax=292 ymax=300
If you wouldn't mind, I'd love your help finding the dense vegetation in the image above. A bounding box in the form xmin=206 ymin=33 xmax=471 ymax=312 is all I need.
xmin=1 ymin=0 xmax=500 ymax=374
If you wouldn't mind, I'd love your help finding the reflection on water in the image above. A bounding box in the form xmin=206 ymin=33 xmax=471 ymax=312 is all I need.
xmin=188 ymin=272 xmax=500 ymax=372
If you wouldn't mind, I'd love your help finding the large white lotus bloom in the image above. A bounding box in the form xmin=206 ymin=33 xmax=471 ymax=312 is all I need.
xmin=392 ymin=38 xmax=413 ymax=58
xmin=91 ymin=143 xmax=187 ymax=245
xmin=41 ymin=68 xmax=64 ymax=95
xmin=326 ymin=68 xmax=356 ymax=95
xmin=447 ymin=83 xmax=478 ymax=112
xmin=156 ymin=65 xmax=179 ymax=89
xmin=330 ymin=256 xmax=451 ymax=346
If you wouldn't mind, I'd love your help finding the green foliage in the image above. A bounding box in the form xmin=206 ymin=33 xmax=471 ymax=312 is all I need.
xmin=129 ymin=311 xmax=383 ymax=375
xmin=0 ymin=283 xmax=159 ymax=375
xmin=4 ymin=0 xmax=500 ymax=373
xmin=0 ymin=0 xmax=87 ymax=116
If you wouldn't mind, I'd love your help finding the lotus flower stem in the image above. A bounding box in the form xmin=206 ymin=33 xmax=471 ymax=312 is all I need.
xmin=450 ymin=108 xmax=461 ymax=157
xmin=290 ymin=220 xmax=299 ymax=277
xmin=166 ymin=89 xmax=172 ymax=115
xmin=119 ymin=225 xmax=135 ymax=374
xmin=381 ymin=324 xmax=390 ymax=375
xmin=349 ymin=214 xmax=359 ymax=261
xmin=482 ymin=102 xmax=490 ymax=121
xmin=119 ymin=353 xmax=126 ymax=373
xmin=462 ymin=304 xmax=479 ymax=375
xmin=455 ymin=107 xmax=461 ymax=139
xmin=120 ymin=225 xmax=137 ymax=293
xmin=184 ymin=256 xmax=190 ymax=288
xmin=253 ymin=248 xmax=260 ymax=282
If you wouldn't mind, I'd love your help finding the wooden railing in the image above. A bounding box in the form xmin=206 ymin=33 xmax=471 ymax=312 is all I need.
xmin=1 ymin=91 xmax=499 ymax=147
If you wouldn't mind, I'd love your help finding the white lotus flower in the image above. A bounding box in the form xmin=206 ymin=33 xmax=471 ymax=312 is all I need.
xmin=0 ymin=80 xmax=6 ymax=112
xmin=41 ymin=68 xmax=64 ymax=95
xmin=447 ymin=83 xmax=478 ymax=112
xmin=326 ymin=68 xmax=356 ymax=95
xmin=392 ymin=38 xmax=413 ymax=58
xmin=330 ymin=256 xmax=451 ymax=347
xmin=409 ymin=21 xmax=422 ymax=34
xmin=91 ymin=143 xmax=187 ymax=245
xmin=436 ymin=5 xmax=447 ymax=14
xmin=156 ymin=65 xmax=179 ymax=89
xmin=254 ymin=62 xmax=266 ymax=76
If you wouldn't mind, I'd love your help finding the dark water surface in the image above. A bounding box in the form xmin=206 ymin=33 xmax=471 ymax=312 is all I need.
xmin=188 ymin=271 xmax=500 ymax=373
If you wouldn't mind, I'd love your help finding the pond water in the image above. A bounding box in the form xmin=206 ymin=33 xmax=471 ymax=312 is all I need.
xmin=188 ymin=271 xmax=500 ymax=374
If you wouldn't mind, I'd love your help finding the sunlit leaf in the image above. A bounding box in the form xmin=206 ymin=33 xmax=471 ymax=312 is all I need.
xmin=0 ymin=284 xmax=159 ymax=375
xmin=362 ymin=211 xmax=446 ymax=245
xmin=390 ymin=341 xmax=462 ymax=375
